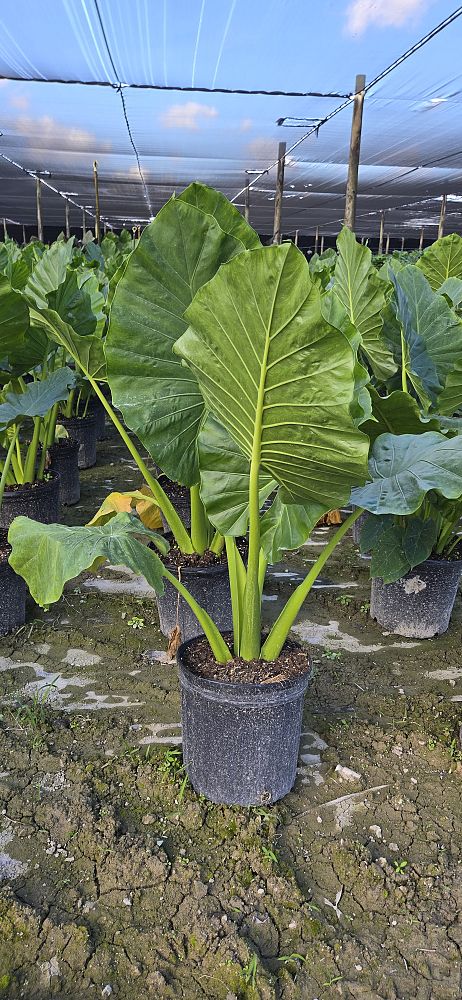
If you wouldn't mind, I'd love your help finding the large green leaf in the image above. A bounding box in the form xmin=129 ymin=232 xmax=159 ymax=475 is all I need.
xmin=0 ymin=367 xmax=76 ymax=430
xmin=363 ymin=387 xmax=441 ymax=444
xmin=417 ymin=233 xmax=462 ymax=289
xmin=29 ymin=307 xmax=106 ymax=380
xmin=25 ymin=240 xmax=75 ymax=309
xmin=332 ymin=227 xmax=396 ymax=381
xmin=351 ymin=431 xmax=462 ymax=514
xmin=0 ymin=275 xmax=29 ymax=358
xmin=390 ymin=265 xmax=462 ymax=414
xmin=47 ymin=269 xmax=100 ymax=337
xmin=176 ymin=242 xmax=369 ymax=509
xmin=198 ymin=415 xmax=276 ymax=535
xmin=179 ymin=182 xmax=260 ymax=250
xmin=260 ymin=493 xmax=327 ymax=563
xmin=321 ymin=291 xmax=371 ymax=425
xmin=361 ymin=513 xmax=438 ymax=583
xmin=0 ymin=242 xmax=30 ymax=290
xmin=438 ymin=276 xmax=462 ymax=308
xmin=8 ymin=512 xmax=168 ymax=607
xmin=106 ymin=183 xmax=260 ymax=486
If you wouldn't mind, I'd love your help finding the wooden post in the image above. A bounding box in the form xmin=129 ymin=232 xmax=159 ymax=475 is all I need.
xmin=103 ymin=221 xmax=107 ymax=236
xmin=343 ymin=73 xmax=366 ymax=231
xmin=401 ymin=236 xmax=405 ymax=251
xmin=378 ymin=210 xmax=384 ymax=254
xmin=294 ymin=229 xmax=299 ymax=246
xmin=360 ymin=236 xmax=365 ymax=244
xmin=22 ymin=225 xmax=26 ymax=245
xmin=419 ymin=227 xmax=424 ymax=251
xmin=320 ymin=235 xmax=325 ymax=254
xmin=385 ymin=234 xmax=390 ymax=254
xmin=2 ymin=218 xmax=7 ymax=241
xmin=93 ymin=160 xmax=101 ymax=244
xmin=314 ymin=225 xmax=319 ymax=253
xmin=244 ymin=179 xmax=250 ymax=224
xmin=82 ymin=208 xmax=86 ymax=240
xmin=272 ymin=141 xmax=286 ymax=245
xmin=64 ymin=200 xmax=70 ymax=239
xmin=36 ymin=176 xmax=43 ymax=242
xmin=438 ymin=193 xmax=447 ymax=239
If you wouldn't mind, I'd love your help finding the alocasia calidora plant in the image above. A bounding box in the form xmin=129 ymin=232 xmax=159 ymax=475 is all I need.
xmin=8 ymin=236 xmax=369 ymax=664
xmin=345 ymin=233 xmax=462 ymax=582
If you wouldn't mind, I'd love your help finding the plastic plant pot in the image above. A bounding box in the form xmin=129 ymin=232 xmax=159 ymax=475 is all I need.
xmin=177 ymin=636 xmax=311 ymax=805
xmin=89 ymin=395 xmax=107 ymax=441
xmin=60 ymin=414 xmax=97 ymax=469
xmin=50 ymin=439 xmax=80 ymax=505
xmin=0 ymin=554 xmax=26 ymax=635
xmin=156 ymin=562 xmax=232 ymax=642
xmin=370 ymin=558 xmax=462 ymax=638
xmin=0 ymin=473 xmax=60 ymax=532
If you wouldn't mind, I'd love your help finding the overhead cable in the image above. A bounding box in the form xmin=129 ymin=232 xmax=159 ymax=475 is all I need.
xmin=93 ymin=0 xmax=153 ymax=218
xmin=231 ymin=5 xmax=462 ymax=204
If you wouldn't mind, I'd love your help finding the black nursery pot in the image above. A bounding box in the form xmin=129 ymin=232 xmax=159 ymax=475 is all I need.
xmin=50 ymin=439 xmax=80 ymax=505
xmin=0 ymin=473 xmax=60 ymax=532
xmin=159 ymin=479 xmax=191 ymax=532
xmin=156 ymin=562 xmax=232 ymax=642
xmin=177 ymin=637 xmax=311 ymax=805
xmin=0 ymin=553 xmax=26 ymax=635
xmin=60 ymin=413 xmax=97 ymax=469
xmin=88 ymin=395 xmax=107 ymax=441
xmin=371 ymin=558 xmax=462 ymax=638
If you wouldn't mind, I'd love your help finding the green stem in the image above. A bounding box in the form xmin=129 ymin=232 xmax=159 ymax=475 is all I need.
xmin=190 ymin=485 xmax=209 ymax=555
xmin=210 ymin=530 xmax=225 ymax=555
xmin=45 ymin=402 xmax=59 ymax=450
xmin=64 ymin=388 xmax=75 ymax=419
xmin=262 ymin=508 xmax=363 ymax=661
xmin=163 ymin=568 xmax=230 ymax=662
xmin=23 ymin=417 xmax=42 ymax=483
xmin=400 ymin=327 xmax=408 ymax=393
xmin=87 ymin=378 xmax=194 ymax=553
xmin=0 ymin=428 xmax=20 ymax=508
xmin=225 ymin=536 xmax=246 ymax=655
xmin=240 ymin=340 xmax=270 ymax=659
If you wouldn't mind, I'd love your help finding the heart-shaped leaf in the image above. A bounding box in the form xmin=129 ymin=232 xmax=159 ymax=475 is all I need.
xmin=352 ymin=431 xmax=462 ymax=514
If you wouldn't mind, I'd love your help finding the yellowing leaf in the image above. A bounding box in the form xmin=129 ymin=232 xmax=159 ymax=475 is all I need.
xmin=88 ymin=489 xmax=162 ymax=530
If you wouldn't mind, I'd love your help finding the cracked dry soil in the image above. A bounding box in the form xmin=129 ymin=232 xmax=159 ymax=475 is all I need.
xmin=0 ymin=429 xmax=460 ymax=999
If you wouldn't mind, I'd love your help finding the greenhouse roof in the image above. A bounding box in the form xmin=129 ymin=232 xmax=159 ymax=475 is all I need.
xmin=1 ymin=0 xmax=462 ymax=238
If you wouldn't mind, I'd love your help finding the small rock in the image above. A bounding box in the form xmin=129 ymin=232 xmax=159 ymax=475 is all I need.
xmin=369 ymin=824 xmax=382 ymax=839
xmin=101 ymin=987 xmax=113 ymax=998
xmin=389 ymin=842 xmax=399 ymax=852
xmin=335 ymin=764 xmax=361 ymax=782
xmin=123 ymin=897 xmax=132 ymax=906
xmin=257 ymin=887 xmax=265 ymax=896
xmin=142 ymin=814 xmax=155 ymax=825
xmin=288 ymin=920 xmax=297 ymax=930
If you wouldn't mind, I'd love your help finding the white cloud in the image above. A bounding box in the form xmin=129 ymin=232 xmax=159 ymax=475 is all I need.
xmin=345 ymin=0 xmax=427 ymax=35
xmin=13 ymin=114 xmax=109 ymax=152
xmin=240 ymin=118 xmax=252 ymax=132
xmin=160 ymin=102 xmax=218 ymax=131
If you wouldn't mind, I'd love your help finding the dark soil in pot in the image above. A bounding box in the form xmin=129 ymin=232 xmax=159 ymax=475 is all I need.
xmin=88 ymin=395 xmax=107 ymax=441
xmin=371 ymin=557 xmax=462 ymax=638
xmin=60 ymin=413 xmax=97 ymax=469
xmin=178 ymin=633 xmax=311 ymax=805
xmin=0 ymin=473 xmax=60 ymax=532
xmin=0 ymin=542 xmax=26 ymax=634
xmin=158 ymin=479 xmax=190 ymax=532
xmin=49 ymin=439 xmax=80 ymax=505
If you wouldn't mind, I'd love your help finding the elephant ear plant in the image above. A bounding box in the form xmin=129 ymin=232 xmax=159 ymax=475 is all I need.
xmin=350 ymin=241 xmax=462 ymax=638
xmin=8 ymin=238 xmax=369 ymax=805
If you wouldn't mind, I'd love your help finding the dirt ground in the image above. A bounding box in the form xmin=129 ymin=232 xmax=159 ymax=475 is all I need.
xmin=0 ymin=427 xmax=460 ymax=1000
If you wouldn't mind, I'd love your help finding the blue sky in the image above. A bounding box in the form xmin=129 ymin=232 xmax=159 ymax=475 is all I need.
xmin=0 ymin=0 xmax=461 ymax=234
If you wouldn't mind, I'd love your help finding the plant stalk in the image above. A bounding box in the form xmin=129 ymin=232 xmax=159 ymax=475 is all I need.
xmin=261 ymin=508 xmax=363 ymax=660
xmin=0 ymin=427 xmax=20 ymax=509
xmin=23 ymin=417 xmax=42 ymax=483
xmin=190 ymin=485 xmax=209 ymax=555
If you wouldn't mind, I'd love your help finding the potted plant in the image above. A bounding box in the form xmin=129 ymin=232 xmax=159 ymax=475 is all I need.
xmin=9 ymin=238 xmax=369 ymax=804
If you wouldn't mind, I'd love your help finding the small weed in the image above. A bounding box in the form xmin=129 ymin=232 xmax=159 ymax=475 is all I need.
xmin=277 ymin=953 xmax=306 ymax=966
xmin=159 ymin=747 xmax=184 ymax=778
xmin=261 ymin=845 xmax=279 ymax=864
xmin=322 ymin=974 xmax=343 ymax=987
xmin=322 ymin=649 xmax=342 ymax=661
xmin=427 ymin=736 xmax=438 ymax=750
xmin=393 ymin=859 xmax=408 ymax=875
xmin=127 ymin=616 xmax=145 ymax=629
xmin=336 ymin=594 xmax=353 ymax=607
xmin=360 ymin=601 xmax=370 ymax=613
xmin=241 ymin=954 xmax=258 ymax=988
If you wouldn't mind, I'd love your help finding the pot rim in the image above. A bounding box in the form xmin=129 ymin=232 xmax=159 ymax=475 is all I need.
xmin=374 ymin=556 xmax=462 ymax=581
xmin=50 ymin=437 xmax=79 ymax=453
xmin=177 ymin=633 xmax=311 ymax=696
xmin=2 ymin=471 xmax=60 ymax=500
xmin=60 ymin=413 xmax=96 ymax=426
xmin=163 ymin=560 xmax=229 ymax=577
